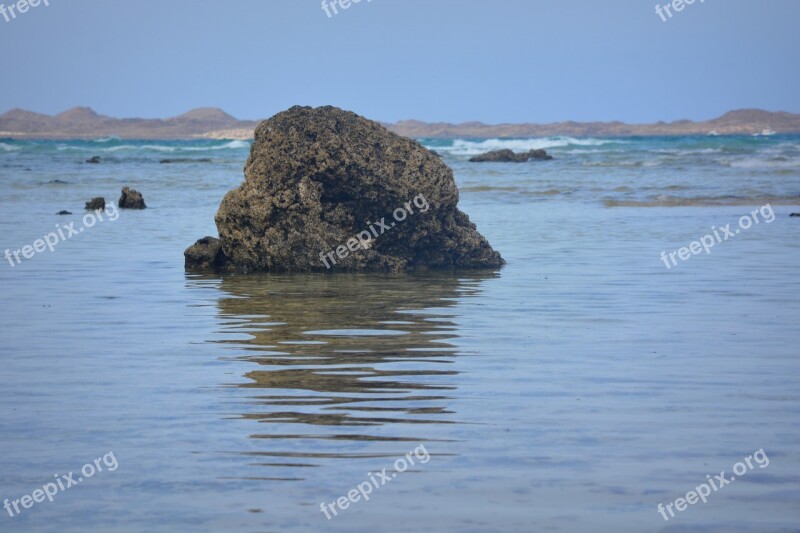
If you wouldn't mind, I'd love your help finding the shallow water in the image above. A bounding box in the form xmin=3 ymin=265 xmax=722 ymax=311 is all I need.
xmin=1 ymin=136 xmax=799 ymax=532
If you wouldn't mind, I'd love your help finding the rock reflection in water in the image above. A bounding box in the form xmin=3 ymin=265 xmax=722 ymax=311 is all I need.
xmin=188 ymin=272 xmax=497 ymax=476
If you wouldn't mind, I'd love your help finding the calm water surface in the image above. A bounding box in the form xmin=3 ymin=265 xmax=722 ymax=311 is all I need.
xmin=0 ymin=137 xmax=799 ymax=532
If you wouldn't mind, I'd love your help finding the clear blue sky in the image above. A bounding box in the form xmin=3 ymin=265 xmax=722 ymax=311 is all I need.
xmin=1 ymin=0 xmax=798 ymax=123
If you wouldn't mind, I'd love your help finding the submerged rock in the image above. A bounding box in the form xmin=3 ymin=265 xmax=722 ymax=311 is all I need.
xmin=185 ymin=105 xmax=503 ymax=272
xmin=56 ymin=210 xmax=72 ymax=215
xmin=791 ymin=213 xmax=800 ymax=217
xmin=159 ymin=158 xmax=214 ymax=164
xmin=86 ymin=156 xmax=101 ymax=164
xmin=85 ymin=197 xmax=105 ymax=210
xmin=469 ymin=148 xmax=553 ymax=162
xmin=119 ymin=187 xmax=146 ymax=209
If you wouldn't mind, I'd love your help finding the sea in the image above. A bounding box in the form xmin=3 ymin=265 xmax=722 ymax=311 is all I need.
xmin=1 ymin=134 xmax=799 ymax=532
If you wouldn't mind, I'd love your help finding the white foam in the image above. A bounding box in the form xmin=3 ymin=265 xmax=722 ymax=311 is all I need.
xmin=652 ymin=148 xmax=722 ymax=155
xmin=429 ymin=137 xmax=624 ymax=156
xmin=217 ymin=140 xmax=250 ymax=150
xmin=55 ymin=140 xmax=251 ymax=153
xmin=730 ymin=158 xmax=800 ymax=169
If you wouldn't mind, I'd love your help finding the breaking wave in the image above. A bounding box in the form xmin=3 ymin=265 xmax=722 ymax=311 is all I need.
xmin=426 ymin=137 xmax=625 ymax=156
xmin=55 ymin=139 xmax=250 ymax=153
xmin=605 ymin=195 xmax=800 ymax=207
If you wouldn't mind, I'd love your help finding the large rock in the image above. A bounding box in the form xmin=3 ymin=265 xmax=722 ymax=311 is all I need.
xmin=469 ymin=148 xmax=553 ymax=162
xmin=185 ymin=105 xmax=503 ymax=272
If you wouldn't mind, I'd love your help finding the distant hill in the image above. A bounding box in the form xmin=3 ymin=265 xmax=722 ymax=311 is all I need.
xmin=0 ymin=107 xmax=259 ymax=140
xmin=386 ymin=109 xmax=800 ymax=138
xmin=1 ymin=107 xmax=799 ymax=140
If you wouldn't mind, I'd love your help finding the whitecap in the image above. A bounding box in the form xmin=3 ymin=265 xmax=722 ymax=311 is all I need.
xmin=218 ymin=140 xmax=250 ymax=150
xmin=427 ymin=137 xmax=625 ymax=156
xmin=730 ymin=158 xmax=800 ymax=169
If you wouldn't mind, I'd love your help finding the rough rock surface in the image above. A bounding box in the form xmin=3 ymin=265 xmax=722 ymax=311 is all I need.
xmin=119 ymin=187 xmax=146 ymax=209
xmin=185 ymin=105 xmax=503 ymax=272
xmin=469 ymin=148 xmax=553 ymax=162
xmin=85 ymin=197 xmax=105 ymax=210
xmin=184 ymin=237 xmax=227 ymax=270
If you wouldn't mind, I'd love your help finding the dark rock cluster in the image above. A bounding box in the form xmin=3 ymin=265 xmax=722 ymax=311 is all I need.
xmin=469 ymin=148 xmax=553 ymax=162
xmin=160 ymin=158 xmax=213 ymax=164
xmin=83 ymin=187 xmax=146 ymax=212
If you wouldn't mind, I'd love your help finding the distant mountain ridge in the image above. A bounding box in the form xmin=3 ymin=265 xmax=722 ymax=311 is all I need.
xmin=386 ymin=109 xmax=800 ymax=138
xmin=1 ymin=107 xmax=799 ymax=140
xmin=0 ymin=107 xmax=259 ymax=140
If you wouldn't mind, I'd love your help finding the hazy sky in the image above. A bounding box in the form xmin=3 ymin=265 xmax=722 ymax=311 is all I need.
xmin=1 ymin=0 xmax=798 ymax=123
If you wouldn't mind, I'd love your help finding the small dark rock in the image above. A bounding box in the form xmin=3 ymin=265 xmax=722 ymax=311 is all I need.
xmin=184 ymin=236 xmax=227 ymax=271
xmin=86 ymin=156 xmax=101 ymax=164
xmin=48 ymin=179 xmax=69 ymax=185
xmin=119 ymin=186 xmax=146 ymax=209
xmin=790 ymin=213 xmax=800 ymax=217
xmin=159 ymin=158 xmax=214 ymax=164
xmin=85 ymin=197 xmax=106 ymax=210
xmin=56 ymin=210 xmax=72 ymax=215
xmin=469 ymin=148 xmax=553 ymax=162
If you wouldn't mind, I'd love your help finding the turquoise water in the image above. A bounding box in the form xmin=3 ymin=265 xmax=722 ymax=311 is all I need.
xmin=1 ymin=135 xmax=799 ymax=532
